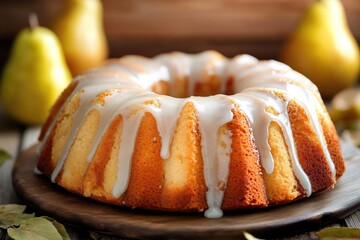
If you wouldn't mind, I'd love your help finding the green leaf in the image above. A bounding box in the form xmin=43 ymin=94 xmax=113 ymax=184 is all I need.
xmin=0 ymin=212 xmax=34 ymax=229
xmin=7 ymin=217 xmax=63 ymax=240
xmin=243 ymin=231 xmax=263 ymax=240
xmin=316 ymin=227 xmax=360 ymax=239
xmin=0 ymin=204 xmax=70 ymax=239
xmin=0 ymin=149 xmax=11 ymax=167
xmin=41 ymin=216 xmax=70 ymax=240
xmin=0 ymin=205 xmax=33 ymax=229
xmin=0 ymin=204 xmax=26 ymax=214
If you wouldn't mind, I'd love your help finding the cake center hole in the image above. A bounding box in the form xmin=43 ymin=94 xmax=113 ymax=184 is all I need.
xmin=150 ymin=77 xmax=235 ymax=98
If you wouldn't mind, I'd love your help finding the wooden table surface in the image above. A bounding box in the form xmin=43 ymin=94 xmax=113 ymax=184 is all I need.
xmin=0 ymin=106 xmax=360 ymax=240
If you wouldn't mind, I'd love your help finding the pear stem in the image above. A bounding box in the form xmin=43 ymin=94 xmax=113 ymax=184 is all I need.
xmin=29 ymin=13 xmax=39 ymax=30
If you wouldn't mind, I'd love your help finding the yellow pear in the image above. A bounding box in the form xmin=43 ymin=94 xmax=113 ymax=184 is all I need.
xmin=280 ymin=0 xmax=360 ymax=99
xmin=0 ymin=14 xmax=72 ymax=125
xmin=52 ymin=0 xmax=108 ymax=76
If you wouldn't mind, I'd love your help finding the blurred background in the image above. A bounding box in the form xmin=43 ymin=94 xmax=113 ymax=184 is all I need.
xmin=1 ymin=0 xmax=360 ymax=129
xmin=0 ymin=0 xmax=359 ymax=65
xmin=0 ymin=2 xmax=360 ymax=238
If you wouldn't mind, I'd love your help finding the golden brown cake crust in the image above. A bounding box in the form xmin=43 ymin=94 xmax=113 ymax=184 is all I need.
xmin=222 ymin=109 xmax=267 ymax=209
xmin=287 ymin=100 xmax=335 ymax=192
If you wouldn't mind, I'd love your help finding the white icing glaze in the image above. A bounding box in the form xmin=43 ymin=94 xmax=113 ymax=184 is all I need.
xmin=232 ymin=62 xmax=335 ymax=181
xmin=33 ymin=166 xmax=43 ymax=175
xmin=192 ymin=95 xmax=233 ymax=218
xmin=155 ymin=52 xmax=191 ymax=96
xmin=146 ymin=96 xmax=185 ymax=159
xmin=231 ymin=90 xmax=312 ymax=195
xmin=37 ymin=51 xmax=337 ymax=218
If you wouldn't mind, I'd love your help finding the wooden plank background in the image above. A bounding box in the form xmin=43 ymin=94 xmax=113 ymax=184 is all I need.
xmin=0 ymin=0 xmax=359 ymax=71
xmin=1 ymin=1 xmax=360 ymax=238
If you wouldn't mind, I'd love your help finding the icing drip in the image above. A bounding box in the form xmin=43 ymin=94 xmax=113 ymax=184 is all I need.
xmin=38 ymin=51 xmax=337 ymax=218
xmin=112 ymin=93 xmax=148 ymax=197
xmin=146 ymin=96 xmax=185 ymax=159
xmin=33 ymin=167 xmax=43 ymax=175
xmin=192 ymin=95 xmax=233 ymax=218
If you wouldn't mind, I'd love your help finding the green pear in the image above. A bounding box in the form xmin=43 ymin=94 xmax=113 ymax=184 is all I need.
xmin=0 ymin=14 xmax=72 ymax=125
xmin=280 ymin=0 xmax=360 ymax=99
xmin=52 ymin=0 xmax=108 ymax=77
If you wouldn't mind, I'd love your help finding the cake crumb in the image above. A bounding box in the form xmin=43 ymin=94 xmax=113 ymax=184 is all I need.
xmin=217 ymin=181 xmax=226 ymax=191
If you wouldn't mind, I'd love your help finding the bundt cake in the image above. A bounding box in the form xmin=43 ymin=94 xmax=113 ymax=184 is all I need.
xmin=36 ymin=51 xmax=345 ymax=218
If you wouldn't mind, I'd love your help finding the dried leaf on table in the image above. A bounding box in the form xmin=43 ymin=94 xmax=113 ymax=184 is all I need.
xmin=0 ymin=212 xmax=34 ymax=229
xmin=0 ymin=204 xmax=34 ymax=229
xmin=243 ymin=231 xmax=264 ymax=240
xmin=316 ymin=227 xmax=360 ymax=239
xmin=41 ymin=216 xmax=70 ymax=240
xmin=0 ymin=204 xmax=26 ymax=214
xmin=7 ymin=217 xmax=63 ymax=240
xmin=0 ymin=204 xmax=70 ymax=240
